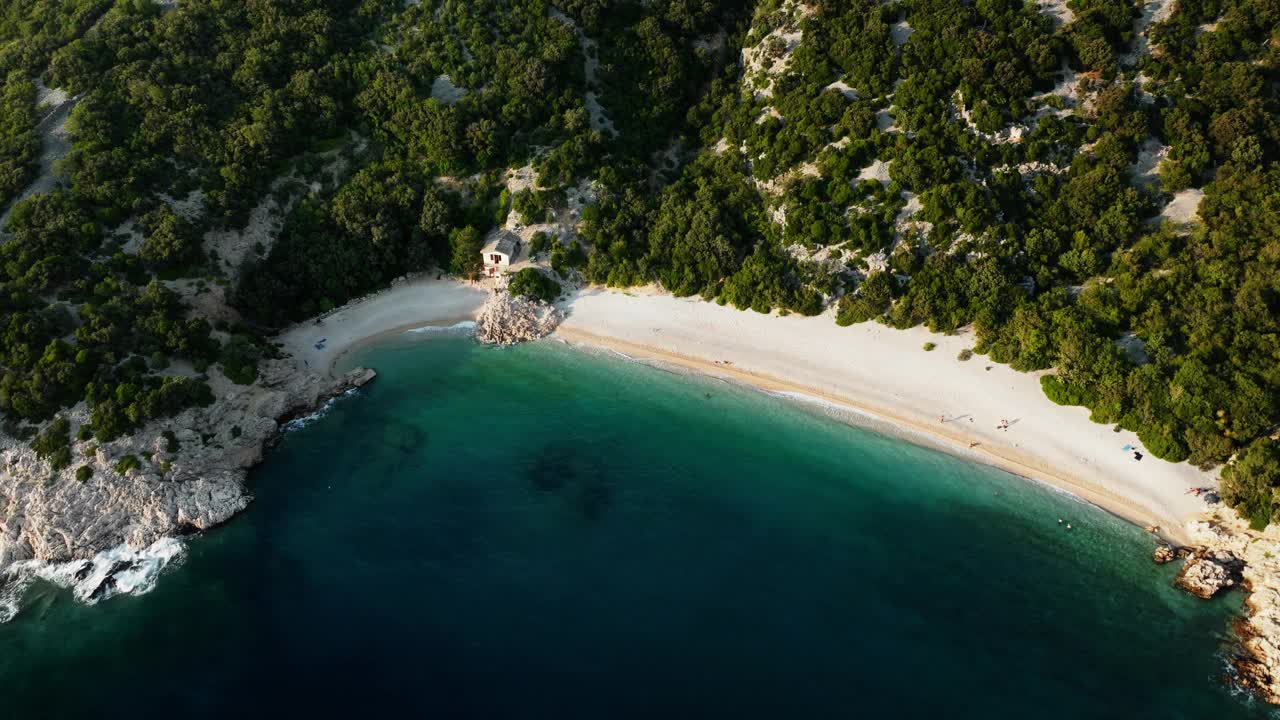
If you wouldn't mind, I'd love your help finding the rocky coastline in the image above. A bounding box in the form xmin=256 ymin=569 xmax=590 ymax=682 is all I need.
xmin=0 ymin=284 xmax=567 ymax=610
xmin=475 ymin=290 xmax=563 ymax=345
xmin=0 ymin=359 xmax=375 ymax=575
xmin=1156 ymin=510 xmax=1280 ymax=704
xmin=4 ymin=276 xmax=1280 ymax=708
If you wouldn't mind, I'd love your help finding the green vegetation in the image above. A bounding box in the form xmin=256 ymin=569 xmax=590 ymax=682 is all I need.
xmin=508 ymin=268 xmax=561 ymax=303
xmin=513 ymin=190 xmax=549 ymax=224
xmin=0 ymin=0 xmax=111 ymax=207
xmin=31 ymin=416 xmax=71 ymax=470
xmin=1221 ymin=441 xmax=1280 ymax=529
xmin=0 ymin=0 xmax=1275 ymax=527
xmin=922 ymin=342 xmax=936 ymax=352
xmin=0 ymin=71 xmax=38 ymax=208
xmin=113 ymin=454 xmax=140 ymax=476
xmin=529 ymin=231 xmax=555 ymax=258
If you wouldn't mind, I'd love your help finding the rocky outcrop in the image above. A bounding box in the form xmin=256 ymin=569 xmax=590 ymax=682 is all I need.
xmin=1184 ymin=511 xmax=1280 ymax=704
xmin=1174 ymin=549 xmax=1243 ymax=599
xmin=0 ymin=361 xmax=375 ymax=570
xmin=1153 ymin=544 xmax=1177 ymax=564
xmin=475 ymin=290 xmax=563 ymax=345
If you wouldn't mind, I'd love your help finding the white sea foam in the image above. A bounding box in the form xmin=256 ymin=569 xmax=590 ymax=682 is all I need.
xmin=283 ymin=386 xmax=361 ymax=433
xmin=0 ymin=538 xmax=186 ymax=622
xmin=405 ymin=320 xmax=475 ymax=334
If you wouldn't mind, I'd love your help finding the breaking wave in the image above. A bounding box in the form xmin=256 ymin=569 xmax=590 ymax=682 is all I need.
xmin=0 ymin=537 xmax=186 ymax=623
xmin=283 ymin=386 xmax=362 ymax=433
xmin=405 ymin=320 xmax=475 ymax=334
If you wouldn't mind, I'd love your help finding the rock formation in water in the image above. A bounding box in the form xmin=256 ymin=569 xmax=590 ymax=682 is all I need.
xmin=474 ymin=290 xmax=563 ymax=345
xmin=1183 ymin=511 xmax=1280 ymax=704
xmin=0 ymin=361 xmax=375 ymax=569
xmin=1174 ymin=549 xmax=1243 ymax=599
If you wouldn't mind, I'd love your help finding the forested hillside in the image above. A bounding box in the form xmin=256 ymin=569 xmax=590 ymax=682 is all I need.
xmin=0 ymin=0 xmax=1277 ymax=525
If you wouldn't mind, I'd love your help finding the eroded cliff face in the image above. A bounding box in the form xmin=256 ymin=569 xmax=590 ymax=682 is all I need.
xmin=0 ymin=360 xmax=374 ymax=569
xmin=1184 ymin=511 xmax=1280 ymax=703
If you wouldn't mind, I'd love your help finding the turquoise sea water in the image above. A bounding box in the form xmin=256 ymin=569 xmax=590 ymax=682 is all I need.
xmin=0 ymin=332 xmax=1270 ymax=718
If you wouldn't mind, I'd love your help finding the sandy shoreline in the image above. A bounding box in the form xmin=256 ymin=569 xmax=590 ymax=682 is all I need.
xmin=278 ymin=277 xmax=489 ymax=376
xmin=555 ymin=290 xmax=1214 ymax=545
xmin=276 ymin=279 xmax=1214 ymax=545
xmin=554 ymin=325 xmax=1193 ymax=543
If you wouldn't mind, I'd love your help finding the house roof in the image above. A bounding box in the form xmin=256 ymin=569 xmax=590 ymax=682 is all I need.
xmin=481 ymin=232 xmax=520 ymax=257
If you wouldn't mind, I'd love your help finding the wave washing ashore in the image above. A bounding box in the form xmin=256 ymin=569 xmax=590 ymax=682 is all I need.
xmin=279 ymin=276 xmax=489 ymax=376
xmin=282 ymin=279 xmax=1212 ymax=538
xmin=0 ymin=334 xmax=1263 ymax=717
xmin=7 ymin=276 xmax=1280 ymax=703
xmin=273 ymin=277 xmax=1280 ymax=703
xmin=555 ymin=289 xmax=1214 ymax=541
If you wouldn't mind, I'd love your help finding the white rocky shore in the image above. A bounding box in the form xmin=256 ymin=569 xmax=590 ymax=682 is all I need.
xmin=1174 ymin=510 xmax=1280 ymax=703
xmin=0 ymin=359 xmax=374 ymax=577
xmin=0 ymin=281 xmax=564 ymax=615
xmin=475 ymin=290 xmax=563 ymax=345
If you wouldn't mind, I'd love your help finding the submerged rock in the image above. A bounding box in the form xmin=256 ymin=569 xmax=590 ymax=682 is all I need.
xmin=528 ymin=445 xmax=574 ymax=492
xmin=382 ymin=421 xmax=428 ymax=454
xmin=475 ymin=291 xmax=562 ymax=345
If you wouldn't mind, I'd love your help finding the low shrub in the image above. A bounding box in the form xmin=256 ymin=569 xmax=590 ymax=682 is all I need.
xmin=31 ymin=417 xmax=72 ymax=470
xmin=114 ymin=454 xmax=141 ymax=475
xmin=1040 ymin=375 xmax=1096 ymax=407
xmin=508 ymin=268 xmax=561 ymax=303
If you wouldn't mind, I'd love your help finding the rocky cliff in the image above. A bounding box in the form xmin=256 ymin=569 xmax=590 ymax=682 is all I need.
xmin=1183 ymin=510 xmax=1280 ymax=703
xmin=0 ymin=360 xmax=374 ymax=570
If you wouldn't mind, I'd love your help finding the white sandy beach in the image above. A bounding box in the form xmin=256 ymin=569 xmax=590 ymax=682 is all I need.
xmin=278 ymin=277 xmax=488 ymax=374
xmin=277 ymin=278 xmax=1213 ymax=542
xmin=555 ymin=289 xmax=1214 ymax=541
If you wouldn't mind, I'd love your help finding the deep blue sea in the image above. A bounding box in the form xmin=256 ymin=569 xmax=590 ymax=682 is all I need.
xmin=0 ymin=332 xmax=1271 ymax=718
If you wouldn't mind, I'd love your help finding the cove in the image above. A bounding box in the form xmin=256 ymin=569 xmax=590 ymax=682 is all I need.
xmin=0 ymin=333 xmax=1266 ymax=718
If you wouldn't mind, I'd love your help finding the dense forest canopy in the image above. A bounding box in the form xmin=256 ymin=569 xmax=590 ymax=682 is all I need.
xmin=0 ymin=0 xmax=1277 ymax=526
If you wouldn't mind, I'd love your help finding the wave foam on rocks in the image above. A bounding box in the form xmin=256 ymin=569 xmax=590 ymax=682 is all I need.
xmin=0 ymin=538 xmax=186 ymax=622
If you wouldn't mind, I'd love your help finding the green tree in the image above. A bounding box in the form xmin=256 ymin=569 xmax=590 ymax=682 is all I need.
xmin=448 ymin=226 xmax=484 ymax=279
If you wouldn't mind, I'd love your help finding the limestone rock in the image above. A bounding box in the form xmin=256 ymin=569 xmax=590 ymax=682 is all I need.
xmin=1174 ymin=549 xmax=1243 ymax=599
xmin=1183 ymin=510 xmax=1280 ymax=704
xmin=1153 ymin=545 xmax=1177 ymax=564
xmin=0 ymin=363 xmax=376 ymax=571
xmin=475 ymin=290 xmax=562 ymax=345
